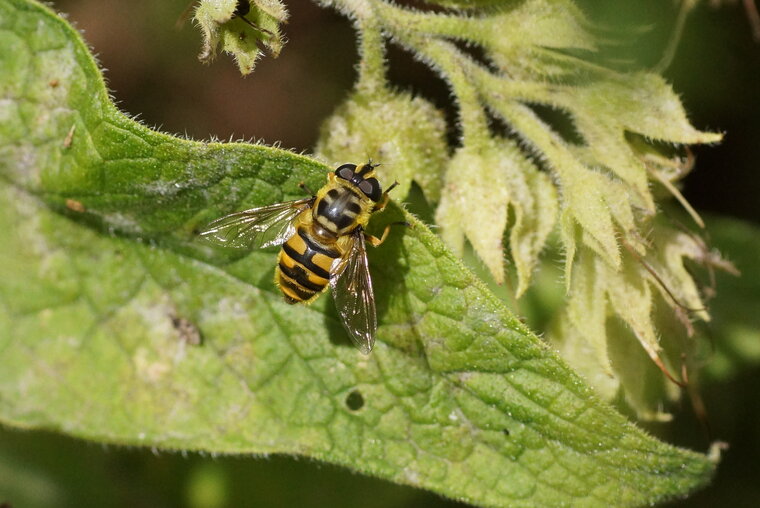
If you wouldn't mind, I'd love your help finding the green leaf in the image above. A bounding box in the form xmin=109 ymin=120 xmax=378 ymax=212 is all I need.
xmin=0 ymin=0 xmax=716 ymax=506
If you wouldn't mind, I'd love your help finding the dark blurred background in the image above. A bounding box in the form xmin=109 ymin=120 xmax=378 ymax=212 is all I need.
xmin=1 ymin=0 xmax=759 ymax=506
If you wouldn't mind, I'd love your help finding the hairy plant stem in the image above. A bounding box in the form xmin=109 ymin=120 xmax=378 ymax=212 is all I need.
xmin=355 ymin=18 xmax=386 ymax=94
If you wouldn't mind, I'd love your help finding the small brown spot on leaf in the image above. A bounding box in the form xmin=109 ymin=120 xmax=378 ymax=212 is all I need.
xmin=48 ymin=78 xmax=59 ymax=87
xmin=65 ymin=199 xmax=85 ymax=213
xmin=63 ymin=124 xmax=76 ymax=148
xmin=170 ymin=313 xmax=202 ymax=345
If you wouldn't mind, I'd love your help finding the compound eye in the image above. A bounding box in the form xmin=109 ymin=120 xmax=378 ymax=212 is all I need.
xmin=358 ymin=178 xmax=382 ymax=201
xmin=336 ymin=164 xmax=356 ymax=180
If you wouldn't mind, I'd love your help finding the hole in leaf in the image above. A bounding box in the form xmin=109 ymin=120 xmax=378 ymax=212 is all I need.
xmin=502 ymin=428 xmax=510 ymax=437
xmin=345 ymin=389 xmax=365 ymax=411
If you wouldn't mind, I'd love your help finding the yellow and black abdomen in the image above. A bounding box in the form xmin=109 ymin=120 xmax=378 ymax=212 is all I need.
xmin=276 ymin=226 xmax=339 ymax=304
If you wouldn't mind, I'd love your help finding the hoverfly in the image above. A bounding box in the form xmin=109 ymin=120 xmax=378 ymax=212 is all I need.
xmin=200 ymin=163 xmax=399 ymax=354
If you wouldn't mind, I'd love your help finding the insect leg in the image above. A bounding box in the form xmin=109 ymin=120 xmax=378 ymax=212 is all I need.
xmin=364 ymin=221 xmax=409 ymax=247
xmin=299 ymin=181 xmax=316 ymax=196
xmin=384 ymin=181 xmax=399 ymax=194
xmin=374 ymin=180 xmax=399 ymax=212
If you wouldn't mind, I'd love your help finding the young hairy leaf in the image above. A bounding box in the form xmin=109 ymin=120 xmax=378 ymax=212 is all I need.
xmin=334 ymin=0 xmax=723 ymax=417
xmin=194 ymin=0 xmax=286 ymax=75
xmin=435 ymin=139 xmax=557 ymax=290
xmin=0 ymin=1 xmax=716 ymax=506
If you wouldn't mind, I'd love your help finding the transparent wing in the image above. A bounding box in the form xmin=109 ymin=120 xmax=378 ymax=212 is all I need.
xmin=199 ymin=198 xmax=313 ymax=249
xmin=330 ymin=231 xmax=377 ymax=354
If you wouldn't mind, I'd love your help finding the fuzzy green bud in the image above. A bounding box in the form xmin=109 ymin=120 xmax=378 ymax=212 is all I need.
xmin=194 ymin=0 xmax=286 ymax=75
xmin=315 ymin=89 xmax=449 ymax=202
